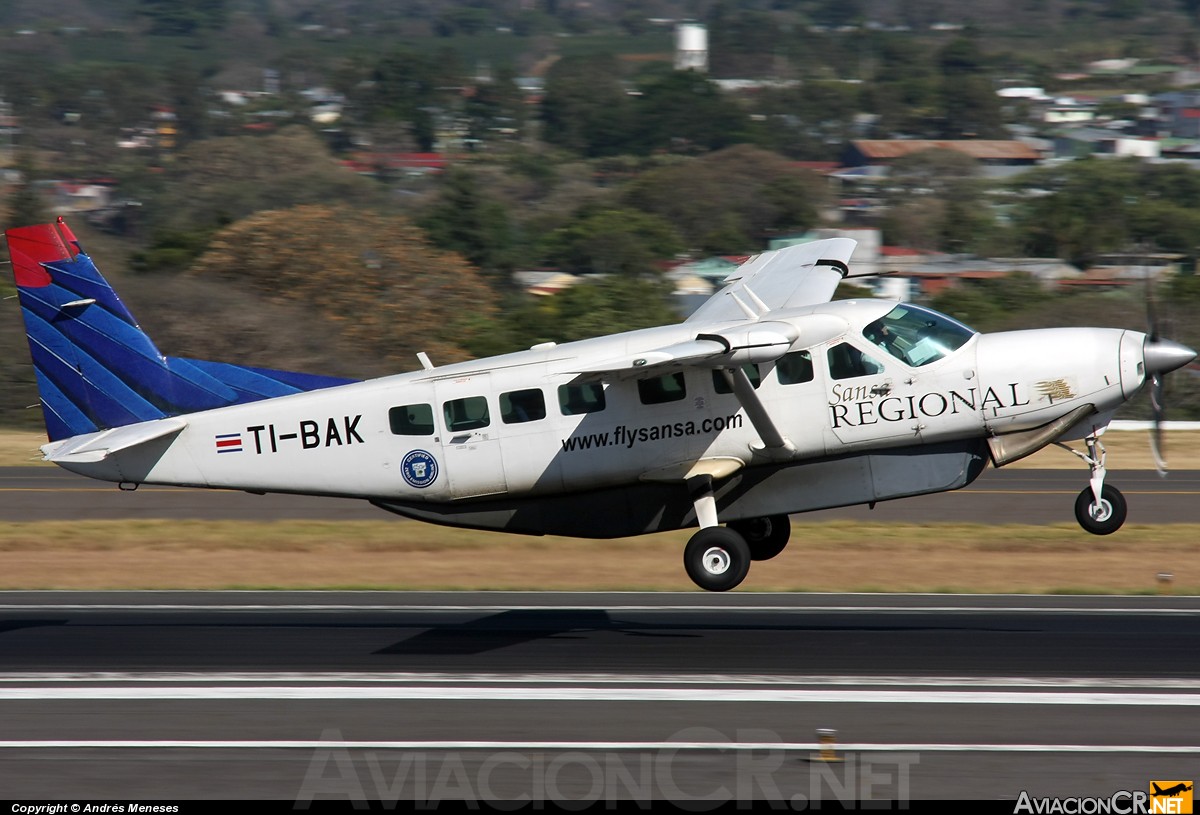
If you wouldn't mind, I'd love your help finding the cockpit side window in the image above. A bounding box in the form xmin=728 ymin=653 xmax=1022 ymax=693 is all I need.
xmin=827 ymin=343 xmax=885 ymax=380
xmin=862 ymin=305 xmax=975 ymax=367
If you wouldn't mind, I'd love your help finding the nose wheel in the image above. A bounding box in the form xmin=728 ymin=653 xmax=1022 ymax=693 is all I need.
xmin=1074 ymin=484 xmax=1127 ymax=535
xmin=1058 ymin=430 xmax=1127 ymax=536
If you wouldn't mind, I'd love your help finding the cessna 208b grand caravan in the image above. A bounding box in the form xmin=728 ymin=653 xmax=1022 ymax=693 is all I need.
xmin=6 ymin=218 xmax=1196 ymax=591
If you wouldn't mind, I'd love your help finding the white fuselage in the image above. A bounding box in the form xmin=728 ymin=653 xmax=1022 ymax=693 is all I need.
xmin=48 ymin=299 xmax=1143 ymax=520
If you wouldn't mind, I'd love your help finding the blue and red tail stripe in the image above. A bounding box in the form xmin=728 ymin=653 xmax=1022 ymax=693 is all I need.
xmin=6 ymin=218 xmax=356 ymax=441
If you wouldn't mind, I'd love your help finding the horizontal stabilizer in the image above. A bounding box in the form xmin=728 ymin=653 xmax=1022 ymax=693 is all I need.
xmin=42 ymin=417 xmax=188 ymax=464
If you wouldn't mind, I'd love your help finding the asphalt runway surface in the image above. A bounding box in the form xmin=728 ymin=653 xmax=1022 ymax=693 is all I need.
xmin=3 ymin=466 xmax=1200 ymax=524
xmin=0 ymin=591 xmax=1197 ymax=804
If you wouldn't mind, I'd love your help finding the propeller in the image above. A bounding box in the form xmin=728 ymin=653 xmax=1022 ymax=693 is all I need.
xmin=1142 ymin=272 xmax=1196 ymax=475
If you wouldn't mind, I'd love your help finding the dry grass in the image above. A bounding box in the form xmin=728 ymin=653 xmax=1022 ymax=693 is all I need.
xmin=0 ymin=519 xmax=1196 ymax=594
xmin=0 ymin=431 xmax=49 ymax=466
xmin=3 ymin=429 xmax=1197 ymax=593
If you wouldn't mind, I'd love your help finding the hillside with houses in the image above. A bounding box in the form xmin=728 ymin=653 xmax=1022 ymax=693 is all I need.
xmin=4 ymin=0 xmax=1200 ymax=425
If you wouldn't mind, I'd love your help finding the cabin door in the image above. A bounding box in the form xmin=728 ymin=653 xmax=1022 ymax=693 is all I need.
xmin=434 ymin=373 xmax=508 ymax=499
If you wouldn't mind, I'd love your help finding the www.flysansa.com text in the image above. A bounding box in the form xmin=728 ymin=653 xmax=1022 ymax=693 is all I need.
xmin=561 ymin=414 xmax=743 ymax=452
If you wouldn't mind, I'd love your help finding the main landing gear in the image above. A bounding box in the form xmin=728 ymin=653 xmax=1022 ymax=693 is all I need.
xmin=1058 ymin=431 xmax=1127 ymax=536
xmin=683 ymin=474 xmax=791 ymax=591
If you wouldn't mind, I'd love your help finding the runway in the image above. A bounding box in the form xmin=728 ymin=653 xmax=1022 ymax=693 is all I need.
xmin=3 ymin=466 xmax=1200 ymax=523
xmin=0 ymin=592 xmax=1197 ymax=803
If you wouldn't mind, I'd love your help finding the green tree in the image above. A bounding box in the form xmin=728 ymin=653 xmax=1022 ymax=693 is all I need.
xmin=541 ymin=56 xmax=633 ymax=157
xmin=936 ymin=37 xmax=1006 ymax=139
xmin=1017 ymin=157 xmax=1147 ymax=264
xmin=149 ymin=126 xmax=385 ymax=233
xmin=5 ymin=152 xmax=48 ymax=229
xmin=751 ymin=80 xmax=863 ymax=160
xmin=418 ymin=167 xmax=516 ymax=278
xmin=705 ymin=3 xmax=785 ymax=78
xmin=623 ymin=146 xmax=822 ymax=252
xmin=552 ymin=276 xmax=680 ymax=340
xmin=632 ymin=70 xmax=752 ymax=155
xmin=540 ymin=208 xmax=684 ymax=277
xmin=189 ymin=204 xmax=496 ymax=368
xmin=166 ymin=60 xmax=210 ymax=146
xmin=862 ymin=35 xmax=940 ymax=137
xmin=880 ymin=149 xmax=1001 ymax=253
xmin=347 ymin=50 xmax=463 ymax=151
xmin=465 ymin=64 xmax=526 ymax=144
xmin=139 ymin=0 xmax=227 ymax=36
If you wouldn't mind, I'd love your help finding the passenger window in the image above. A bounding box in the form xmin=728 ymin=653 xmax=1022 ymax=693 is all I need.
xmin=443 ymin=395 xmax=490 ymax=431
xmin=711 ymin=365 xmax=761 ymax=394
xmin=500 ymin=388 xmax=546 ymax=424
xmin=389 ymin=403 xmax=434 ymax=435
xmin=777 ymin=351 xmax=814 ymax=385
xmin=638 ymin=372 xmax=687 ymax=405
xmin=827 ymin=343 xmax=885 ymax=380
xmin=558 ymin=382 xmax=606 ymax=415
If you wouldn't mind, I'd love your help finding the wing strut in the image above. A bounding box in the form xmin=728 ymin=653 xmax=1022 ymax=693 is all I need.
xmin=719 ymin=367 xmax=796 ymax=460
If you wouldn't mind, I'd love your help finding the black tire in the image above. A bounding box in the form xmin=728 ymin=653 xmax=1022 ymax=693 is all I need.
xmin=1074 ymin=485 xmax=1127 ymax=535
xmin=728 ymin=515 xmax=792 ymax=561
xmin=684 ymin=527 xmax=751 ymax=592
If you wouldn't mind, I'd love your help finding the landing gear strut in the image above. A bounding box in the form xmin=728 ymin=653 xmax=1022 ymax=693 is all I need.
xmin=684 ymin=473 xmax=752 ymax=591
xmin=1058 ymin=432 xmax=1127 ymax=535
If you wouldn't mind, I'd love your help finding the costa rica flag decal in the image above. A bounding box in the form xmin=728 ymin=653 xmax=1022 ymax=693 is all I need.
xmin=215 ymin=432 xmax=243 ymax=453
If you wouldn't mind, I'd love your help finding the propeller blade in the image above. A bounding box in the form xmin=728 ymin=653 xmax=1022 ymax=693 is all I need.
xmin=1149 ymin=372 xmax=1167 ymax=476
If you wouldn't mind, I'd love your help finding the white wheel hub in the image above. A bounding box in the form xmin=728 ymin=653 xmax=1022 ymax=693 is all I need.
xmin=702 ymin=546 xmax=731 ymax=575
xmin=1090 ymin=499 xmax=1113 ymax=522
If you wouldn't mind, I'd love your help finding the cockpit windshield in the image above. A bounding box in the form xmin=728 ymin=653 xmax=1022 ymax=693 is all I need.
xmin=862 ymin=305 xmax=976 ymax=367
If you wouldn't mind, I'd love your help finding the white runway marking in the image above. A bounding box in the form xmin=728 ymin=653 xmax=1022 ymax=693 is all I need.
xmin=2 ymin=686 xmax=1199 ymax=704
xmin=0 ymin=740 xmax=1196 ymax=753
xmin=4 ymin=672 xmax=1200 ymax=689
xmin=0 ymin=603 xmax=1197 ymax=614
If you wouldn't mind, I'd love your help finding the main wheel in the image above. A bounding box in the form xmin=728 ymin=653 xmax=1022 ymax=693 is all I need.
xmin=1074 ymin=485 xmax=1127 ymax=535
xmin=728 ymin=514 xmax=791 ymax=561
xmin=684 ymin=527 xmax=751 ymax=592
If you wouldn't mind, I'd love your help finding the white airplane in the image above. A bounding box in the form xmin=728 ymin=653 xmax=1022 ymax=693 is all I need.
xmin=6 ymin=218 xmax=1196 ymax=591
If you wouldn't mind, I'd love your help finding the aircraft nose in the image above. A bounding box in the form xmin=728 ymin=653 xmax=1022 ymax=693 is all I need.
xmin=1144 ymin=337 xmax=1197 ymax=375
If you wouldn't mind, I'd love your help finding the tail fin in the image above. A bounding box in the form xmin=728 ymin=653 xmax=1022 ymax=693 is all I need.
xmin=6 ymin=217 xmax=355 ymax=441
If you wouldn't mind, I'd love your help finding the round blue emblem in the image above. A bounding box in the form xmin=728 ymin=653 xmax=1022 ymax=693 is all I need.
xmin=401 ymin=449 xmax=439 ymax=488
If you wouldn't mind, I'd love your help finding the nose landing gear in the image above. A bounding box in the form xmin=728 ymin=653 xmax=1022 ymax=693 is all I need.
xmin=1058 ymin=431 xmax=1127 ymax=535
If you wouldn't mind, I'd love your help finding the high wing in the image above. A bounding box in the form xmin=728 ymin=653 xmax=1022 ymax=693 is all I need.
xmin=568 ymin=239 xmax=859 ymax=468
xmin=571 ymin=238 xmax=858 ymax=380
xmin=685 ymin=237 xmax=857 ymax=324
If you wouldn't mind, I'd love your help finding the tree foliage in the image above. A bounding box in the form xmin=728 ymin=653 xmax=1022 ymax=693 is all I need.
xmin=188 ymin=205 xmax=497 ymax=368
xmin=341 ymin=49 xmax=465 ymax=150
xmin=462 ymin=277 xmax=681 ymax=359
xmin=150 ymin=126 xmax=385 ymax=233
xmin=1010 ymin=158 xmax=1200 ymax=266
xmin=541 ymin=56 xmax=634 ymax=157
xmin=622 ymin=146 xmax=823 ymax=252
xmin=418 ymin=167 xmax=517 ymax=277
xmin=4 ymin=151 xmax=48 ymax=230
xmin=630 ymin=69 xmax=752 ymax=154
xmin=139 ymin=0 xmax=229 ymax=37
xmin=539 ymin=207 xmax=684 ymax=276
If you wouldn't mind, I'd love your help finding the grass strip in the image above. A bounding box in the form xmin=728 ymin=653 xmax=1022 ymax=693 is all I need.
xmin=0 ymin=520 xmax=1196 ymax=594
